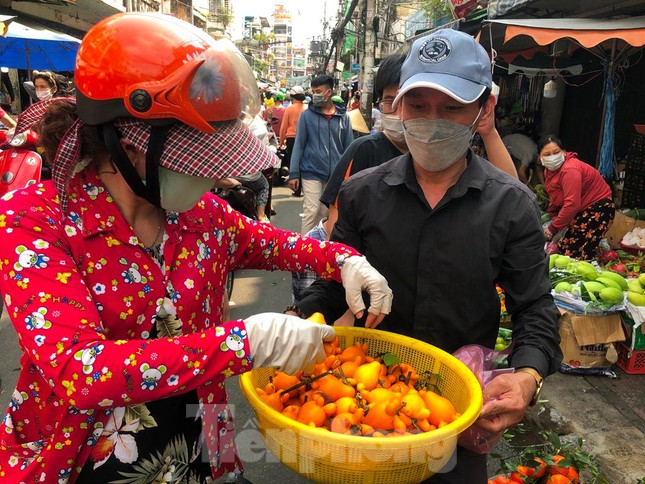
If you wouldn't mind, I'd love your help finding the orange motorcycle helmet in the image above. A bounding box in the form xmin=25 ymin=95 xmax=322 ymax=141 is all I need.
xmin=75 ymin=12 xmax=260 ymax=132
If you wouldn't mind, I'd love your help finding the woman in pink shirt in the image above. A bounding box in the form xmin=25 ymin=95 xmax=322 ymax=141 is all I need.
xmin=540 ymin=135 xmax=614 ymax=260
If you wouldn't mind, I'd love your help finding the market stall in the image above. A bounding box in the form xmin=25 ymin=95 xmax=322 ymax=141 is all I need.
xmin=478 ymin=17 xmax=645 ymax=200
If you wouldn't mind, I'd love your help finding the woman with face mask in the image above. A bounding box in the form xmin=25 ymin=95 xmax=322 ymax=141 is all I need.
xmin=539 ymin=134 xmax=614 ymax=259
xmin=32 ymin=70 xmax=71 ymax=101
xmin=0 ymin=13 xmax=393 ymax=483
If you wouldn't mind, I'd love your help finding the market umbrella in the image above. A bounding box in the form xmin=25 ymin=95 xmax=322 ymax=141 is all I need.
xmin=479 ymin=17 xmax=645 ymax=180
xmin=0 ymin=15 xmax=81 ymax=72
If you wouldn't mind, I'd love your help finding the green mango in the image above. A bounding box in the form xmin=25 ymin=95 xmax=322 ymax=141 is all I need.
xmin=582 ymin=281 xmax=607 ymax=294
xmin=582 ymin=272 xmax=598 ymax=281
xmin=595 ymin=277 xmax=623 ymax=291
xmin=599 ymin=271 xmax=628 ymax=290
xmin=574 ymin=263 xmax=599 ymax=280
xmin=554 ymin=282 xmax=573 ymax=294
xmin=627 ymin=291 xmax=645 ymax=306
xmin=575 ymin=261 xmax=598 ymax=273
xmin=627 ymin=280 xmax=644 ymax=294
xmin=554 ymin=256 xmax=573 ymax=269
xmin=639 ymin=273 xmax=645 ymax=286
xmin=599 ymin=287 xmax=624 ymax=304
xmin=549 ymin=254 xmax=559 ymax=270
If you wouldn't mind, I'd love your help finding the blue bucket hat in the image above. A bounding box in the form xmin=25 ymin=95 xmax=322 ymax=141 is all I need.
xmin=393 ymin=29 xmax=492 ymax=107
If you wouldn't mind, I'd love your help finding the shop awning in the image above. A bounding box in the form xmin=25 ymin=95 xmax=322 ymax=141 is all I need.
xmin=11 ymin=0 xmax=125 ymax=33
xmin=486 ymin=0 xmax=645 ymax=21
xmin=480 ymin=17 xmax=645 ymax=61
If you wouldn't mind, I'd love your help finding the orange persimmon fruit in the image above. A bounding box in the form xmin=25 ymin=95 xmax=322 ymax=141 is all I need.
xmin=420 ymin=389 xmax=457 ymax=427
xmin=353 ymin=360 xmax=384 ymax=391
xmin=339 ymin=342 xmax=368 ymax=365
xmin=297 ymin=401 xmax=327 ymax=427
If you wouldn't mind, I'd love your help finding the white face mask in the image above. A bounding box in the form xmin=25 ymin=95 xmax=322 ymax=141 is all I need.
xmin=380 ymin=114 xmax=406 ymax=144
xmin=402 ymin=108 xmax=481 ymax=172
xmin=157 ymin=166 xmax=216 ymax=212
xmin=36 ymin=89 xmax=52 ymax=101
xmin=541 ymin=152 xmax=565 ymax=171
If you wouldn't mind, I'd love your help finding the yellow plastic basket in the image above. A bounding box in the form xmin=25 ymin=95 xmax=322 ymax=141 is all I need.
xmin=239 ymin=326 xmax=483 ymax=484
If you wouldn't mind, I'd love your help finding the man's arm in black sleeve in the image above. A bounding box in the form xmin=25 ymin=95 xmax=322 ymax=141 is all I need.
xmin=299 ymin=179 xmax=366 ymax=323
xmin=498 ymin=197 xmax=563 ymax=377
xmin=297 ymin=279 xmax=347 ymax=323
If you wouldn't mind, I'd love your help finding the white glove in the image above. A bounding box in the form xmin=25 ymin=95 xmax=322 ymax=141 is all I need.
xmin=244 ymin=313 xmax=336 ymax=375
xmin=340 ymin=256 xmax=393 ymax=328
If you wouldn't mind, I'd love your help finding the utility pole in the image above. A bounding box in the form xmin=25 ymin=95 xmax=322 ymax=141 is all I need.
xmin=360 ymin=0 xmax=376 ymax=130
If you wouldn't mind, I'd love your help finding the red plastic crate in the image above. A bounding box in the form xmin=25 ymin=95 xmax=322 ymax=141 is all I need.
xmin=615 ymin=342 xmax=645 ymax=374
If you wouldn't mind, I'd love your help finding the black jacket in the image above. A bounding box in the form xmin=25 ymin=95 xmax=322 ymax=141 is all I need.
xmin=298 ymin=151 xmax=562 ymax=377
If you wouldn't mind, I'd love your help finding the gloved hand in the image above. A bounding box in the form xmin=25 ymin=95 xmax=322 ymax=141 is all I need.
xmin=244 ymin=313 xmax=336 ymax=374
xmin=340 ymin=256 xmax=393 ymax=329
xmin=544 ymin=225 xmax=555 ymax=241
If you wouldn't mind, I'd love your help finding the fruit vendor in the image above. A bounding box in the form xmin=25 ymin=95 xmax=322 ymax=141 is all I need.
xmin=291 ymin=29 xmax=562 ymax=483
xmin=0 ymin=13 xmax=393 ymax=483
xmin=539 ymin=134 xmax=615 ymax=260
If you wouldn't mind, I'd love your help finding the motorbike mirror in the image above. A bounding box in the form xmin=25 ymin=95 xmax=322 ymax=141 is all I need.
xmin=9 ymin=131 xmax=27 ymax=147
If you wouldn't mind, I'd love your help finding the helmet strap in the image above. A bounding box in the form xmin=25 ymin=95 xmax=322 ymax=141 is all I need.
xmin=100 ymin=124 xmax=170 ymax=208
xmin=144 ymin=126 xmax=171 ymax=207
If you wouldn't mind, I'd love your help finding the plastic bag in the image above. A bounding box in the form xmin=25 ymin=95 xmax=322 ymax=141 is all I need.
xmin=453 ymin=344 xmax=515 ymax=454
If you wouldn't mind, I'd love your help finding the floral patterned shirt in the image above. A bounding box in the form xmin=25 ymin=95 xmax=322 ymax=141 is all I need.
xmin=0 ymin=169 xmax=358 ymax=483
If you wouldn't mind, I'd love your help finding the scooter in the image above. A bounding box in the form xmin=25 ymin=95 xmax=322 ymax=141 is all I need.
xmin=0 ymin=127 xmax=42 ymax=317
xmin=0 ymin=127 xmax=43 ymax=197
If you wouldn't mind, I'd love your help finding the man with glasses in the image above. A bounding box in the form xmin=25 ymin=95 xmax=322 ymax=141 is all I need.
xmin=291 ymin=29 xmax=561 ymax=482
xmin=320 ymin=54 xmax=408 ymax=230
xmin=321 ymin=52 xmax=516 ymax=232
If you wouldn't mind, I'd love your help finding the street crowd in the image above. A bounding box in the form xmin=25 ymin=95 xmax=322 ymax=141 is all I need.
xmin=0 ymin=11 xmax=616 ymax=484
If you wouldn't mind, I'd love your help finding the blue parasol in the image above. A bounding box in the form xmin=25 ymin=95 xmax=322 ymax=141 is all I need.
xmin=0 ymin=15 xmax=81 ymax=72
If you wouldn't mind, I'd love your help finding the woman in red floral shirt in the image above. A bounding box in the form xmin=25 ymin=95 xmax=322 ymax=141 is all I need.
xmin=540 ymin=134 xmax=614 ymax=260
xmin=0 ymin=13 xmax=392 ymax=484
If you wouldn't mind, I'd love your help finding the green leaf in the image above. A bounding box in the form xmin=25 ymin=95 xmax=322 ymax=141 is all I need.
xmin=381 ymin=352 xmax=400 ymax=367
xmin=114 ymin=434 xmax=191 ymax=484
xmin=125 ymin=403 xmax=158 ymax=432
xmin=576 ymin=453 xmax=593 ymax=465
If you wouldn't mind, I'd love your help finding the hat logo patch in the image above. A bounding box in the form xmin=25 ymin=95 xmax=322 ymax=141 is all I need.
xmin=419 ymin=37 xmax=451 ymax=63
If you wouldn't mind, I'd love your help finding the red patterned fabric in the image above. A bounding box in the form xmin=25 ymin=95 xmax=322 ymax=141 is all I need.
xmin=0 ymin=170 xmax=360 ymax=482
xmin=12 ymin=97 xmax=76 ymax=137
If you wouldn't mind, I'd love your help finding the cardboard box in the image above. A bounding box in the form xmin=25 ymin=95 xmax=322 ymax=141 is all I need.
xmin=604 ymin=211 xmax=645 ymax=249
xmin=559 ymin=309 xmax=626 ymax=368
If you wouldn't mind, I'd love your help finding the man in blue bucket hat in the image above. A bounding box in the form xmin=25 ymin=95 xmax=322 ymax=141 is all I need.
xmin=292 ymin=28 xmax=562 ymax=482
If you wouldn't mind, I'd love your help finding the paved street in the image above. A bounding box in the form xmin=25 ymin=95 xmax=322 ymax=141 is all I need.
xmin=1 ymin=185 xmax=644 ymax=483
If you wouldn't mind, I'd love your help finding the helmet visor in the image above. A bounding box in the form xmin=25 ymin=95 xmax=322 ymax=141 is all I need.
xmin=125 ymin=40 xmax=261 ymax=133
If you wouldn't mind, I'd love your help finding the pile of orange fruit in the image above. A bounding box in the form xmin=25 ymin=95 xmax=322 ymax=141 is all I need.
xmin=489 ymin=455 xmax=580 ymax=483
xmin=255 ymin=331 xmax=460 ymax=437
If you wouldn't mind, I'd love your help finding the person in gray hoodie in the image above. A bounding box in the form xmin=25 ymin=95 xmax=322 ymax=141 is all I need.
xmin=288 ymin=74 xmax=354 ymax=233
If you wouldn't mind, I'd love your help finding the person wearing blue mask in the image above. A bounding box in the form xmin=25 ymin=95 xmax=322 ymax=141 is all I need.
xmin=288 ymin=74 xmax=353 ymax=233
xmin=291 ymin=29 xmax=562 ymax=483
